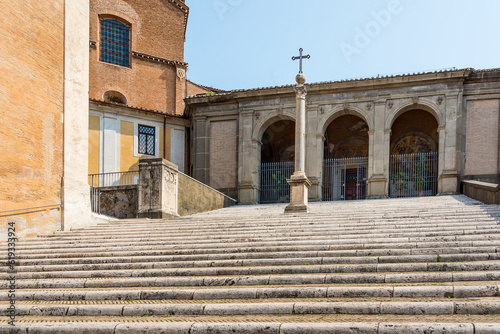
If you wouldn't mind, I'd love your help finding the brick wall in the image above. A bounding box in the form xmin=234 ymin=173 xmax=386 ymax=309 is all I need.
xmin=0 ymin=2 xmax=65 ymax=238
xmin=465 ymin=99 xmax=500 ymax=175
xmin=209 ymin=120 xmax=238 ymax=197
xmin=186 ymin=81 xmax=214 ymax=97
xmin=89 ymin=0 xmax=188 ymax=114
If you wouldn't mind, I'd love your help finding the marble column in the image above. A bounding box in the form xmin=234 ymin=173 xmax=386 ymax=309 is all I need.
xmin=285 ymin=73 xmax=311 ymax=213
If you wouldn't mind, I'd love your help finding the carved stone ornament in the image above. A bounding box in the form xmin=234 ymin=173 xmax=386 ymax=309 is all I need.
xmin=294 ymin=85 xmax=307 ymax=99
xmin=366 ymin=102 xmax=373 ymax=111
xmin=319 ymin=106 xmax=326 ymax=115
xmin=437 ymin=96 xmax=444 ymax=105
xmin=176 ymin=67 xmax=186 ymax=80
xmin=412 ymin=96 xmax=419 ymax=104
xmin=387 ymin=100 xmax=394 ymax=109
xmin=343 ymin=103 xmax=349 ymax=110
xmin=254 ymin=111 xmax=260 ymax=120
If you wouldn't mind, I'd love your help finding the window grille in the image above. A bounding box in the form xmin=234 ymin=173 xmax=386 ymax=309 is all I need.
xmin=138 ymin=125 xmax=155 ymax=156
xmin=100 ymin=18 xmax=130 ymax=67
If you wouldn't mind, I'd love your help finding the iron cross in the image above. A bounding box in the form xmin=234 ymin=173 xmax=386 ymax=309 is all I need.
xmin=292 ymin=48 xmax=310 ymax=73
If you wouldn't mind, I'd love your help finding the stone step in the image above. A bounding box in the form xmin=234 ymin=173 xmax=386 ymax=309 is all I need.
xmin=76 ymin=215 xmax=499 ymax=232
xmin=4 ymin=284 xmax=499 ymax=301
xmin=70 ymin=210 xmax=500 ymax=224
xmin=3 ymin=239 xmax=499 ymax=260
xmin=11 ymin=231 xmax=500 ymax=252
xmin=3 ymin=321 xmax=499 ymax=334
xmin=9 ymin=253 xmax=500 ymax=273
xmin=26 ymin=223 xmax=500 ymax=242
xmin=5 ymin=271 xmax=500 ymax=290
xmin=4 ymin=301 xmax=500 ymax=317
xmin=4 ymin=196 xmax=499 ymax=330
xmin=3 ymin=261 xmax=500 ymax=280
xmin=11 ymin=247 xmax=500 ymax=266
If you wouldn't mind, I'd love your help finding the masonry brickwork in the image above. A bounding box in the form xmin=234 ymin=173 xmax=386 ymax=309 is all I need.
xmin=1 ymin=1 xmax=90 ymax=239
xmin=89 ymin=0 xmax=188 ymax=114
xmin=465 ymin=99 xmax=500 ymax=176
xmin=0 ymin=2 xmax=65 ymax=238
xmin=209 ymin=120 xmax=238 ymax=198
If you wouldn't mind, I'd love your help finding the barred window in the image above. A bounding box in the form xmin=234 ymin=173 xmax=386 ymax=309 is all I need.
xmin=138 ymin=125 xmax=155 ymax=155
xmin=100 ymin=18 xmax=130 ymax=67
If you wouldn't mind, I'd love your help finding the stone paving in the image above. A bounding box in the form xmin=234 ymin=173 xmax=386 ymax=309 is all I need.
xmin=2 ymin=195 xmax=500 ymax=333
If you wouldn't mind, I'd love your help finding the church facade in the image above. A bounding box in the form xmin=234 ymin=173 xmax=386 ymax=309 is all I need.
xmin=186 ymin=68 xmax=500 ymax=204
xmin=87 ymin=0 xmax=214 ymax=177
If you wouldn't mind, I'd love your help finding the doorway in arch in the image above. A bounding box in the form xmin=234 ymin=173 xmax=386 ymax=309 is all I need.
xmin=322 ymin=115 xmax=369 ymax=201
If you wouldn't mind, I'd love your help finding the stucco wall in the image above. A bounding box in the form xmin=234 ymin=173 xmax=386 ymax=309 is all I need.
xmin=178 ymin=172 xmax=236 ymax=217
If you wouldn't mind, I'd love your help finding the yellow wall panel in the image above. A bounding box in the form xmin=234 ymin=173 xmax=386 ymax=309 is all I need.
xmin=120 ymin=121 xmax=139 ymax=171
xmin=161 ymin=127 xmax=172 ymax=161
xmin=88 ymin=115 xmax=100 ymax=176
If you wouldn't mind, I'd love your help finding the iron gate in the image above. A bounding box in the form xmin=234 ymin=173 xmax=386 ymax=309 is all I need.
xmin=259 ymin=161 xmax=294 ymax=204
xmin=389 ymin=152 xmax=438 ymax=198
xmin=322 ymin=157 xmax=368 ymax=201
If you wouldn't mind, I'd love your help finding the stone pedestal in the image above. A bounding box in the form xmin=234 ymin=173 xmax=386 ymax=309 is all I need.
xmin=138 ymin=158 xmax=179 ymax=219
xmin=285 ymin=172 xmax=312 ymax=213
xmin=284 ymin=69 xmax=310 ymax=214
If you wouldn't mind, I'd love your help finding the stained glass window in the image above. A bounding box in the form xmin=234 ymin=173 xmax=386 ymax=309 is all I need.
xmin=139 ymin=125 xmax=155 ymax=155
xmin=100 ymin=18 xmax=130 ymax=67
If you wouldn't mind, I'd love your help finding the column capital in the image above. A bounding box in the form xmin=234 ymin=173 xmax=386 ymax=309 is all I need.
xmin=294 ymin=85 xmax=307 ymax=99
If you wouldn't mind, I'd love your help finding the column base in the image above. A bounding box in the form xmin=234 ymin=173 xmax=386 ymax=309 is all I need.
xmin=439 ymin=171 xmax=459 ymax=195
xmin=285 ymin=172 xmax=312 ymax=214
xmin=284 ymin=204 xmax=309 ymax=213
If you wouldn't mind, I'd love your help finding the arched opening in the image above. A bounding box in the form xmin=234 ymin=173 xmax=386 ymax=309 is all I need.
xmin=103 ymin=90 xmax=127 ymax=105
xmin=259 ymin=120 xmax=295 ymax=203
xmin=323 ymin=115 xmax=369 ymax=201
xmin=389 ymin=109 xmax=439 ymax=198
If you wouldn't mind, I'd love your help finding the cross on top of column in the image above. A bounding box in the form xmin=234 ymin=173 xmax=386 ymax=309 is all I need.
xmin=291 ymin=48 xmax=310 ymax=74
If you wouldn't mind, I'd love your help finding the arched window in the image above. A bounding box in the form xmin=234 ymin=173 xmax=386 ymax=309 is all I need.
xmin=100 ymin=18 xmax=130 ymax=67
xmin=103 ymin=90 xmax=127 ymax=104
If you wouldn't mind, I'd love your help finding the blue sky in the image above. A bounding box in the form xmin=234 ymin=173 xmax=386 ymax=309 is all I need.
xmin=185 ymin=0 xmax=500 ymax=91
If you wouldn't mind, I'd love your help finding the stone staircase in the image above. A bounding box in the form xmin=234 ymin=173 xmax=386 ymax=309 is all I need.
xmin=2 ymin=195 xmax=500 ymax=333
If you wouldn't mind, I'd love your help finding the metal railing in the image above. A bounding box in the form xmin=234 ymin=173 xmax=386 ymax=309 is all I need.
xmin=259 ymin=161 xmax=294 ymax=204
xmin=389 ymin=152 xmax=438 ymax=198
xmin=88 ymin=171 xmax=139 ymax=188
xmin=90 ymin=187 xmax=101 ymax=214
xmin=322 ymin=157 xmax=368 ymax=201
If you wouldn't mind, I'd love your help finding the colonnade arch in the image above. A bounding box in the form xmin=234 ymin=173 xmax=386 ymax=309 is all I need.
xmin=388 ymin=108 xmax=440 ymax=198
xmin=257 ymin=118 xmax=296 ymax=204
xmin=239 ymin=101 xmax=447 ymax=204
xmin=322 ymin=113 xmax=370 ymax=201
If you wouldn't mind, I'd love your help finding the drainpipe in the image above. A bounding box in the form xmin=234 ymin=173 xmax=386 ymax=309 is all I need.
xmin=163 ymin=115 xmax=167 ymax=160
